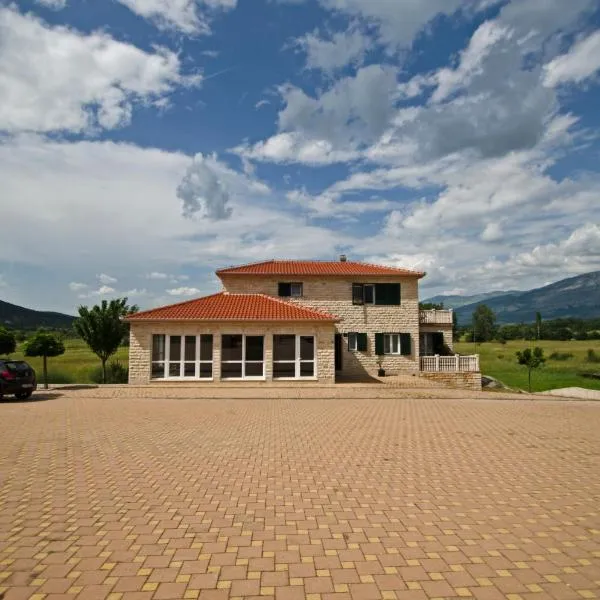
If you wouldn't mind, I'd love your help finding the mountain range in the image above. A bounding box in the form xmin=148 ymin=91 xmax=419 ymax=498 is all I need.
xmin=426 ymin=271 xmax=600 ymax=325
xmin=0 ymin=299 xmax=75 ymax=330
xmin=2 ymin=270 xmax=599 ymax=330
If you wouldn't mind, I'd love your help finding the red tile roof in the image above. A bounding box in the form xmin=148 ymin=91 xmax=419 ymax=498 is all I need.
xmin=125 ymin=292 xmax=339 ymax=322
xmin=216 ymin=260 xmax=425 ymax=277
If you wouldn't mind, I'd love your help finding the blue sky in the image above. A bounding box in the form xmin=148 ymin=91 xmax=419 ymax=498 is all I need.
xmin=1 ymin=0 xmax=600 ymax=314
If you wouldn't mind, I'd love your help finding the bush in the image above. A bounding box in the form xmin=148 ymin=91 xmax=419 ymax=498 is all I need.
xmin=90 ymin=360 xmax=129 ymax=384
xmin=549 ymin=352 xmax=574 ymax=361
xmin=586 ymin=349 xmax=600 ymax=363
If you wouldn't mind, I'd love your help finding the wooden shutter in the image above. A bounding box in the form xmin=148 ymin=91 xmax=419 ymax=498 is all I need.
xmin=357 ymin=333 xmax=368 ymax=351
xmin=375 ymin=333 xmax=384 ymax=356
xmin=352 ymin=283 xmax=364 ymax=305
xmin=374 ymin=283 xmax=401 ymax=305
xmin=400 ymin=333 xmax=412 ymax=356
xmin=278 ymin=282 xmax=291 ymax=297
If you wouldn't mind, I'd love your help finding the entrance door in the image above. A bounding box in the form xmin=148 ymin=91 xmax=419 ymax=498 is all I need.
xmin=334 ymin=334 xmax=343 ymax=371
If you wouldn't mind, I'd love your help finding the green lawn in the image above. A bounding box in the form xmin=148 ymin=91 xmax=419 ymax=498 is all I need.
xmin=455 ymin=339 xmax=600 ymax=392
xmin=6 ymin=338 xmax=129 ymax=384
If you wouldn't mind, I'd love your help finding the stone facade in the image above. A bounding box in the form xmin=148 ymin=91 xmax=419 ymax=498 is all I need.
xmin=420 ymin=371 xmax=483 ymax=391
xmin=129 ymin=321 xmax=335 ymax=385
xmin=219 ymin=274 xmax=421 ymax=378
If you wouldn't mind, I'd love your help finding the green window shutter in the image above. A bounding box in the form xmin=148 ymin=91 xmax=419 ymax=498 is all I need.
xmin=432 ymin=332 xmax=445 ymax=353
xmin=357 ymin=333 xmax=368 ymax=352
xmin=278 ymin=282 xmax=291 ymax=297
xmin=352 ymin=283 xmax=364 ymax=305
xmin=374 ymin=283 xmax=401 ymax=305
xmin=375 ymin=333 xmax=384 ymax=356
xmin=400 ymin=333 xmax=412 ymax=356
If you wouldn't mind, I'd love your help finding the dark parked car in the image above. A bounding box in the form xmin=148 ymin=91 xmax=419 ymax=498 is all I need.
xmin=0 ymin=360 xmax=37 ymax=400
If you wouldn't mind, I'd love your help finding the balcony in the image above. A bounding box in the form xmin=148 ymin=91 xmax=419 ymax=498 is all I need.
xmin=420 ymin=355 xmax=480 ymax=372
xmin=420 ymin=309 xmax=453 ymax=325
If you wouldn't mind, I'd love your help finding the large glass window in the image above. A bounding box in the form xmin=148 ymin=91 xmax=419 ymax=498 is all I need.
xmin=221 ymin=335 xmax=264 ymax=379
xmin=151 ymin=334 xmax=213 ymax=379
xmin=273 ymin=335 xmax=315 ymax=379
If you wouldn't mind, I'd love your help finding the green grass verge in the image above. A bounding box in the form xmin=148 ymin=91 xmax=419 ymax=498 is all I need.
xmin=6 ymin=338 xmax=129 ymax=384
xmin=456 ymin=340 xmax=600 ymax=392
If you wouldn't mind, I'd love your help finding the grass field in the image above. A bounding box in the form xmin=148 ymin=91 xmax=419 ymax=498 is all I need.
xmin=7 ymin=338 xmax=129 ymax=385
xmin=456 ymin=339 xmax=600 ymax=392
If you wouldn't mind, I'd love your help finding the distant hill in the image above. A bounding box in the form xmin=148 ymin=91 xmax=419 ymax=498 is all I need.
xmin=436 ymin=271 xmax=600 ymax=325
xmin=425 ymin=290 xmax=520 ymax=309
xmin=0 ymin=299 xmax=75 ymax=330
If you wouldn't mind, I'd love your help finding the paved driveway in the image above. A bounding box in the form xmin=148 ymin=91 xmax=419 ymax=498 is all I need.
xmin=1 ymin=391 xmax=599 ymax=600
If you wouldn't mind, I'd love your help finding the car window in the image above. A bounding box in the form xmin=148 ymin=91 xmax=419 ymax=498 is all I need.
xmin=4 ymin=361 xmax=31 ymax=373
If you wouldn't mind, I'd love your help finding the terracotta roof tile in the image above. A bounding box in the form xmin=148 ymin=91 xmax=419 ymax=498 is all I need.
xmin=126 ymin=292 xmax=339 ymax=322
xmin=216 ymin=260 xmax=425 ymax=277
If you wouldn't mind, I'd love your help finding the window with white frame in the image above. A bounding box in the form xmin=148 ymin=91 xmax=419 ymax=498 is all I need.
xmin=151 ymin=334 xmax=213 ymax=379
xmin=348 ymin=332 xmax=358 ymax=351
xmin=273 ymin=335 xmax=315 ymax=378
xmin=221 ymin=335 xmax=265 ymax=379
xmin=383 ymin=333 xmax=401 ymax=355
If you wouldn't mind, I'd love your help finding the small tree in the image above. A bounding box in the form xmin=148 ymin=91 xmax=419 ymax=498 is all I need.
xmin=535 ymin=312 xmax=543 ymax=340
xmin=472 ymin=304 xmax=497 ymax=343
xmin=24 ymin=331 xmax=65 ymax=389
xmin=0 ymin=327 xmax=17 ymax=356
xmin=516 ymin=347 xmax=546 ymax=393
xmin=74 ymin=298 xmax=138 ymax=384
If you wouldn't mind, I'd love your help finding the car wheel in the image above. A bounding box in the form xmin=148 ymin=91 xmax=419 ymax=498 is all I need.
xmin=15 ymin=391 xmax=33 ymax=400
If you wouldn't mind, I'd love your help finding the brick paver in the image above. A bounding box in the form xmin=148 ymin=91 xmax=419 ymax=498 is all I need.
xmin=1 ymin=391 xmax=599 ymax=600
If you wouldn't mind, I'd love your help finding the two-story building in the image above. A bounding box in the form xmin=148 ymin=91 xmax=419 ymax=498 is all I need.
xmin=126 ymin=258 xmax=480 ymax=387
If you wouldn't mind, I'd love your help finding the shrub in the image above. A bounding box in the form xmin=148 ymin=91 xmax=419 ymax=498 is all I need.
xmin=549 ymin=352 xmax=574 ymax=361
xmin=586 ymin=349 xmax=600 ymax=363
xmin=90 ymin=360 xmax=129 ymax=384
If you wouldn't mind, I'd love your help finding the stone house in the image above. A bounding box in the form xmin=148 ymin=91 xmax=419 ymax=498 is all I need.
xmin=126 ymin=258 xmax=480 ymax=388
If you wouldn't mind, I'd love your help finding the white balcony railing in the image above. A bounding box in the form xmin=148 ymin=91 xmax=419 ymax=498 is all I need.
xmin=420 ymin=354 xmax=480 ymax=372
xmin=420 ymin=309 xmax=453 ymax=324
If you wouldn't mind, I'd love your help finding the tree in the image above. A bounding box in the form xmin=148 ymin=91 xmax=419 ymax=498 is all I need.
xmin=23 ymin=331 xmax=65 ymax=389
xmin=535 ymin=312 xmax=543 ymax=340
xmin=472 ymin=304 xmax=497 ymax=343
xmin=516 ymin=347 xmax=546 ymax=393
xmin=74 ymin=298 xmax=138 ymax=384
xmin=0 ymin=327 xmax=17 ymax=356
xmin=452 ymin=311 xmax=459 ymax=342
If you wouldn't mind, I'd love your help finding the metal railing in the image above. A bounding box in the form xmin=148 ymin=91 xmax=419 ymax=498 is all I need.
xmin=420 ymin=309 xmax=453 ymax=324
xmin=420 ymin=354 xmax=480 ymax=372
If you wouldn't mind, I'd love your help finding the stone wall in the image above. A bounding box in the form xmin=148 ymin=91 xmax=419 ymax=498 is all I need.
xmin=219 ymin=274 xmax=421 ymax=378
xmin=419 ymin=371 xmax=482 ymax=391
xmin=129 ymin=321 xmax=335 ymax=385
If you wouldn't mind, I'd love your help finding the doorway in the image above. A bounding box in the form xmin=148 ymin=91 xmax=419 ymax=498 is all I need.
xmin=335 ymin=334 xmax=343 ymax=371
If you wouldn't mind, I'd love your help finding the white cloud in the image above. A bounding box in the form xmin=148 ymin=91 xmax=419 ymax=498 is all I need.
xmin=166 ymin=286 xmax=201 ymax=296
xmin=124 ymin=288 xmax=148 ymax=296
xmin=97 ymin=273 xmax=118 ymax=285
xmin=78 ymin=285 xmax=116 ymax=298
xmin=543 ymin=30 xmax=600 ymax=87
xmin=480 ymin=222 xmax=503 ymax=242
xmin=115 ymin=0 xmax=237 ymax=34
xmin=0 ymin=6 xmax=199 ymax=134
xmin=146 ymin=272 xmax=169 ymax=280
xmin=69 ymin=282 xmax=88 ymax=292
xmin=35 ymin=0 xmax=67 ymax=8
xmin=234 ymin=132 xmax=359 ymax=165
xmin=0 ymin=134 xmax=348 ymax=312
xmin=294 ymin=27 xmax=368 ymax=72
xmin=177 ymin=153 xmax=250 ymax=220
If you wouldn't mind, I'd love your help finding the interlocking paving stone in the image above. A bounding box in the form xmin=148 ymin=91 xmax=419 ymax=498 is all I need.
xmin=1 ymin=391 xmax=599 ymax=600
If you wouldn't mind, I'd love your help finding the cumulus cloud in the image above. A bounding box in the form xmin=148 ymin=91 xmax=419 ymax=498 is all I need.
xmin=294 ymin=27 xmax=368 ymax=72
xmin=35 ymin=0 xmax=67 ymax=8
xmin=166 ymin=286 xmax=201 ymax=296
xmin=146 ymin=272 xmax=169 ymax=280
xmin=543 ymin=30 xmax=600 ymax=87
xmin=177 ymin=154 xmax=234 ymax=220
xmin=97 ymin=273 xmax=118 ymax=285
xmin=0 ymin=6 xmax=199 ymax=134
xmin=115 ymin=0 xmax=237 ymax=34
xmin=69 ymin=282 xmax=88 ymax=292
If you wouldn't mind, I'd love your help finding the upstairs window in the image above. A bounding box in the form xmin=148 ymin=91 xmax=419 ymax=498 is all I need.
xmin=352 ymin=283 xmax=400 ymax=305
xmin=278 ymin=282 xmax=303 ymax=298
